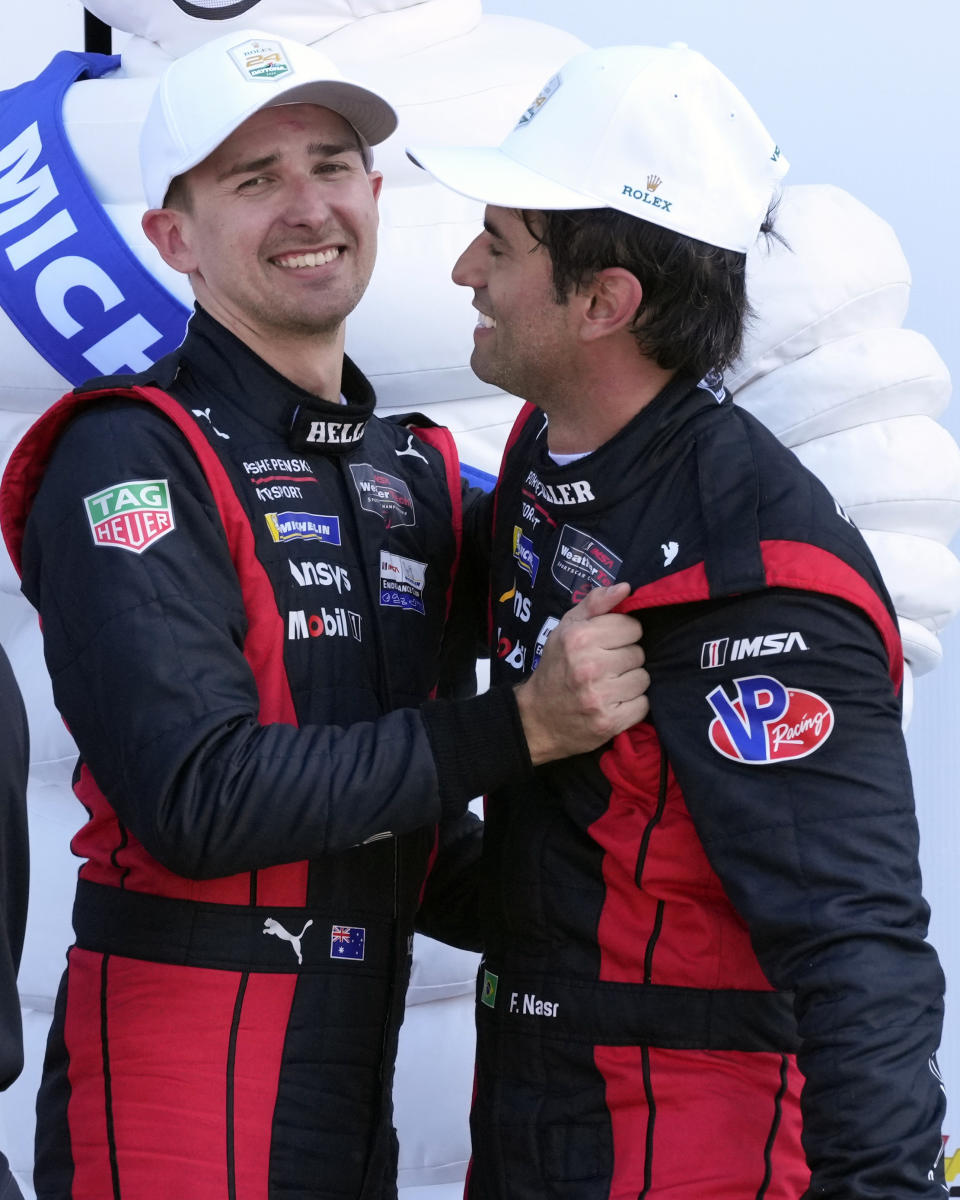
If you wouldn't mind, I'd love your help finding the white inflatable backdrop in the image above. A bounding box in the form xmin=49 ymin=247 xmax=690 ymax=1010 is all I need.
xmin=1 ymin=1 xmax=959 ymax=1194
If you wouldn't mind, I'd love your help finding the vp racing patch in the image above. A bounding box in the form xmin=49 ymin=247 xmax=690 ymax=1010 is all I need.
xmin=349 ymin=463 xmax=416 ymax=528
xmin=706 ymin=674 xmax=833 ymax=764
xmin=84 ymin=479 xmax=174 ymax=554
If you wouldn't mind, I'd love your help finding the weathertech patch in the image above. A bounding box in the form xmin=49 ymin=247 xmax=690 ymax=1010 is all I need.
xmin=84 ymin=479 xmax=174 ymax=554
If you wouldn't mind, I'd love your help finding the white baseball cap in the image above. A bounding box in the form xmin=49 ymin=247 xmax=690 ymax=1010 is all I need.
xmin=140 ymin=29 xmax=398 ymax=210
xmin=407 ymin=45 xmax=788 ymax=254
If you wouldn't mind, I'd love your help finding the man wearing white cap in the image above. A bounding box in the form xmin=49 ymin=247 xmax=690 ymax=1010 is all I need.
xmin=0 ymin=30 xmax=649 ymax=1200
xmin=409 ymin=45 xmax=947 ymax=1197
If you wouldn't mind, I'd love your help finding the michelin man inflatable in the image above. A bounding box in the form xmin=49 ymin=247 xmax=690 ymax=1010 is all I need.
xmin=0 ymin=2 xmax=958 ymax=1196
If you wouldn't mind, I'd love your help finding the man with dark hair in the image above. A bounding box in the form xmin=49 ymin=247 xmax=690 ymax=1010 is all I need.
xmin=0 ymin=30 xmax=648 ymax=1200
xmin=409 ymin=44 xmax=946 ymax=1197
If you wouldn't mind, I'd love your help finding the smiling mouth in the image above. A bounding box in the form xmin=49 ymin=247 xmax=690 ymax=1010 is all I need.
xmin=272 ymin=248 xmax=342 ymax=269
xmin=476 ymin=313 xmax=497 ymax=329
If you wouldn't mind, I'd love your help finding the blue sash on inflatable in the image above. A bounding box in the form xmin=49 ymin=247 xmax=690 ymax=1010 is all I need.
xmin=0 ymin=51 xmax=191 ymax=386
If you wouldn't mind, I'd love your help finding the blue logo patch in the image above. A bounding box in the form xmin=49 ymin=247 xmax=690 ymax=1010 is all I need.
xmin=265 ymin=512 xmax=341 ymax=545
xmin=513 ymin=526 xmax=539 ymax=583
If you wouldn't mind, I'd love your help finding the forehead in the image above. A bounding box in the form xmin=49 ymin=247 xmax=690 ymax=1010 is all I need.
xmin=197 ymin=103 xmax=362 ymax=175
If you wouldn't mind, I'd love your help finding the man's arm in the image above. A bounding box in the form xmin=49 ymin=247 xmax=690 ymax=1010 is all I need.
xmin=21 ymin=403 xmax=646 ymax=880
xmin=643 ymin=587 xmax=945 ymax=1196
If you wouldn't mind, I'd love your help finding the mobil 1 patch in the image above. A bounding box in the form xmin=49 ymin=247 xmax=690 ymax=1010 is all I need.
xmin=84 ymin=479 xmax=175 ymax=554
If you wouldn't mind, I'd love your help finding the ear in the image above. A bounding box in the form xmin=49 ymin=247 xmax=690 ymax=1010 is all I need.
xmin=141 ymin=208 xmax=198 ymax=276
xmin=579 ymin=268 xmax=643 ymax=343
xmin=368 ymin=171 xmax=384 ymax=204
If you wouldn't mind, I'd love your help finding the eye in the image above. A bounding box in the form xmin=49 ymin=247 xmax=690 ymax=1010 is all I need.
xmin=315 ymin=160 xmax=353 ymax=176
xmin=487 ymin=243 xmax=504 ymax=259
xmin=236 ymin=174 xmax=271 ymax=192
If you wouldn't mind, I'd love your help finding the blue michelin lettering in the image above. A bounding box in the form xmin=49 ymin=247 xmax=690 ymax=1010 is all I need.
xmin=706 ymin=675 xmax=788 ymax=762
xmin=0 ymin=53 xmax=190 ymax=385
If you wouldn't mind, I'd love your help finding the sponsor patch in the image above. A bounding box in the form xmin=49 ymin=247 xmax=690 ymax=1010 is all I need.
xmin=349 ymin=463 xmax=416 ymax=527
xmin=523 ymin=469 xmax=595 ymax=507
xmin=84 ymin=479 xmax=174 ymax=554
xmin=265 ymin=512 xmax=341 ymax=545
xmin=531 ymin=615 xmax=560 ymax=671
xmin=512 ymin=526 xmax=540 ymax=583
xmin=701 ymin=632 xmax=809 ymax=669
xmin=379 ymin=551 xmax=427 ymax=614
xmin=515 ymin=73 xmax=561 ymax=128
xmin=552 ymin=525 xmax=622 ymax=601
xmin=481 ymin=970 xmax=498 ymax=1009
xmin=496 ymin=631 xmax=527 ymax=672
xmin=330 ymin=925 xmax=365 ymax=961
xmin=243 ymin=456 xmax=314 ymax=479
xmin=706 ymin=674 xmax=833 ymax=764
xmin=229 ymin=38 xmax=293 ymax=82
xmin=288 ymin=608 xmax=362 ymax=641
xmin=696 ymin=367 xmax=726 ymax=403
xmin=288 ymin=560 xmax=352 ymax=592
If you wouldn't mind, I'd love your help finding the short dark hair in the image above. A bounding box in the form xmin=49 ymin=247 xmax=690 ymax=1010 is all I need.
xmin=163 ymin=174 xmax=192 ymax=212
xmin=521 ymin=204 xmax=781 ymax=381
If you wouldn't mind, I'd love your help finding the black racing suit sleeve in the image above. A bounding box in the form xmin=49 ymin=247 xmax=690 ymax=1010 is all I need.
xmin=416 ymin=484 xmax=494 ymax=951
xmin=415 ymin=807 xmax=484 ymax=953
xmin=641 ymin=587 xmax=946 ymax=1198
xmin=0 ymin=644 xmax=28 ymax=1200
xmin=20 ymin=403 xmax=529 ymax=881
xmin=433 ymin=481 xmax=493 ymax=700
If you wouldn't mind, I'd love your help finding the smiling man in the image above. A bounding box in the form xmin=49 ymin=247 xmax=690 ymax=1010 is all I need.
xmin=410 ymin=44 xmax=947 ymax=1199
xmin=0 ymin=30 xmax=649 ymax=1200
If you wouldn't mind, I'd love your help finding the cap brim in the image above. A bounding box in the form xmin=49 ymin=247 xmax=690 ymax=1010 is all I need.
xmin=265 ymin=79 xmax=397 ymax=147
xmin=406 ymin=143 xmax=599 ymax=211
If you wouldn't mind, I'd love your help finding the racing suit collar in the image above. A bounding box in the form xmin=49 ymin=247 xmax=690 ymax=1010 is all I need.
xmin=524 ymin=373 xmax=727 ymax=513
xmin=178 ymin=306 xmax=376 ymax=453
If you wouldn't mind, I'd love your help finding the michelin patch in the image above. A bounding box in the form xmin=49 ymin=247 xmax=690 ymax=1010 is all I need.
xmin=379 ymin=551 xmax=427 ymax=614
xmin=84 ymin=479 xmax=174 ymax=554
xmin=513 ymin=526 xmax=540 ymax=583
xmin=350 ymin=464 xmax=416 ymax=528
xmin=265 ymin=512 xmax=341 ymax=545
xmin=706 ymin=674 xmax=833 ymax=764
xmin=552 ymin=525 xmax=622 ymax=601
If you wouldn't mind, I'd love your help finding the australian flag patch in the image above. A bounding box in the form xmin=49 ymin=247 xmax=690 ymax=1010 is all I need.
xmin=330 ymin=925 xmax=365 ymax=961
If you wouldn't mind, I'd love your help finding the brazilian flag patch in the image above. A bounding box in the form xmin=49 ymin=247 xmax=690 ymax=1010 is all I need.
xmin=481 ymin=969 xmax=498 ymax=1009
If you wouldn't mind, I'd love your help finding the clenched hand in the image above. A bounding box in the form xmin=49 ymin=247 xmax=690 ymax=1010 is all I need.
xmin=514 ymin=582 xmax=649 ymax=766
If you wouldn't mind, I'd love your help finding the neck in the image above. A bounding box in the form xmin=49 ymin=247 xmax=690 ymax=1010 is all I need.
xmin=542 ymin=351 xmax=676 ymax=456
xmin=198 ymin=296 xmax=346 ymax=401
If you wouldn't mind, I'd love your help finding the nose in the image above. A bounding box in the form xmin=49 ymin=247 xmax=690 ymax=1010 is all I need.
xmin=279 ymin=174 xmax=333 ymax=228
xmin=452 ymin=232 xmax=488 ymax=289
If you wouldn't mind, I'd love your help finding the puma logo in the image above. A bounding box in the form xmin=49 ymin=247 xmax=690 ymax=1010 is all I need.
xmin=662 ymin=540 xmax=679 ymax=567
xmin=192 ymin=407 xmax=230 ymax=439
xmin=395 ymin=435 xmax=427 ymax=464
xmin=263 ymin=917 xmax=314 ymax=965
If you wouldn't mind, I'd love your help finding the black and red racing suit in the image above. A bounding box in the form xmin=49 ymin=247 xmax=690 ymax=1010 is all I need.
xmin=0 ymin=307 xmax=517 ymax=1200
xmin=466 ymin=374 xmax=946 ymax=1198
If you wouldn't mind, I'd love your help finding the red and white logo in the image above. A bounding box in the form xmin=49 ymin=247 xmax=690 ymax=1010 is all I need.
xmin=706 ymin=674 xmax=833 ymax=764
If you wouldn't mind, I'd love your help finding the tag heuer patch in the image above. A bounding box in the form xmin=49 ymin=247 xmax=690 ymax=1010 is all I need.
xmin=84 ymin=479 xmax=174 ymax=554
xmin=481 ymin=970 xmax=499 ymax=1009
